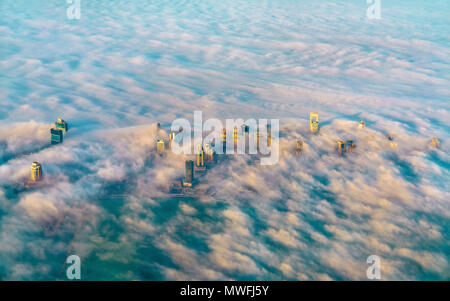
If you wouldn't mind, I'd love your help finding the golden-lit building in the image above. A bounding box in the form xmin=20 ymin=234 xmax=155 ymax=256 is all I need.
xmin=267 ymin=124 xmax=271 ymax=147
xmin=195 ymin=144 xmax=207 ymax=171
xmin=359 ymin=120 xmax=365 ymax=129
xmin=204 ymin=142 xmax=214 ymax=162
xmin=233 ymin=127 xmax=238 ymax=147
xmin=431 ymin=137 xmax=440 ymax=148
xmin=157 ymin=139 xmax=165 ymax=153
xmin=256 ymin=128 xmax=260 ymax=151
xmin=30 ymin=161 xmax=43 ymax=183
xmin=310 ymin=112 xmax=319 ymax=133
xmin=50 ymin=128 xmax=63 ymax=144
xmin=55 ymin=118 xmax=68 ymax=133
xmin=169 ymin=132 xmax=175 ymax=150
xmin=337 ymin=140 xmax=355 ymax=155
xmin=222 ymin=128 xmax=227 ymax=153
xmin=337 ymin=140 xmax=346 ymax=155
xmin=197 ymin=145 xmax=204 ymax=167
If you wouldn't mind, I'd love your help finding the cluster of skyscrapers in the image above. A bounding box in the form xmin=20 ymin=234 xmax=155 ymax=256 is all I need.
xmin=26 ymin=114 xmax=441 ymax=192
xmin=26 ymin=118 xmax=69 ymax=187
xmin=337 ymin=140 xmax=355 ymax=155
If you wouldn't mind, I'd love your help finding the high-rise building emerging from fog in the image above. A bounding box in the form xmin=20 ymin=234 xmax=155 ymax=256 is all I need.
xmin=197 ymin=145 xmax=204 ymax=167
xmin=256 ymin=128 xmax=260 ymax=152
xmin=55 ymin=118 xmax=68 ymax=133
xmin=296 ymin=140 xmax=303 ymax=155
xmin=431 ymin=137 xmax=440 ymax=148
xmin=337 ymin=140 xmax=355 ymax=154
xmin=222 ymin=128 xmax=227 ymax=153
xmin=310 ymin=112 xmax=319 ymax=133
xmin=169 ymin=132 xmax=175 ymax=150
xmin=30 ymin=161 xmax=43 ymax=183
xmin=204 ymin=142 xmax=214 ymax=162
xmin=337 ymin=140 xmax=346 ymax=155
xmin=184 ymin=160 xmax=194 ymax=187
xmin=50 ymin=128 xmax=63 ymax=144
xmin=157 ymin=139 xmax=165 ymax=153
xmin=196 ymin=144 xmax=207 ymax=171
xmin=345 ymin=140 xmax=355 ymax=152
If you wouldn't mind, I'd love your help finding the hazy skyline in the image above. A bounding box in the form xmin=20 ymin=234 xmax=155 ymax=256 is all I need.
xmin=0 ymin=0 xmax=448 ymax=280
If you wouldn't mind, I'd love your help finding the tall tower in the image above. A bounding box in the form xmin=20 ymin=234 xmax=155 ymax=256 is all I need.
xmin=55 ymin=118 xmax=68 ymax=133
xmin=197 ymin=145 xmax=204 ymax=167
xmin=431 ymin=137 xmax=440 ymax=148
xmin=337 ymin=140 xmax=346 ymax=155
xmin=30 ymin=161 xmax=43 ymax=183
xmin=233 ymin=127 xmax=238 ymax=148
xmin=296 ymin=140 xmax=303 ymax=156
xmin=184 ymin=160 xmax=194 ymax=187
xmin=310 ymin=112 xmax=319 ymax=133
xmin=267 ymin=124 xmax=272 ymax=147
xmin=157 ymin=139 xmax=165 ymax=153
xmin=169 ymin=132 xmax=175 ymax=150
xmin=345 ymin=140 xmax=355 ymax=152
xmin=222 ymin=128 xmax=227 ymax=154
xmin=256 ymin=128 xmax=260 ymax=152
xmin=50 ymin=128 xmax=63 ymax=144
xmin=358 ymin=120 xmax=365 ymax=129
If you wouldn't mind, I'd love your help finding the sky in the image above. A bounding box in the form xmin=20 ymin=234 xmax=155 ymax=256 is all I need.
xmin=0 ymin=0 xmax=449 ymax=280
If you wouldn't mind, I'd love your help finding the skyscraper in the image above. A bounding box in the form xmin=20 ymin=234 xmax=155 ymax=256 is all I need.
xmin=310 ymin=112 xmax=319 ymax=133
xmin=233 ymin=126 xmax=238 ymax=148
xmin=337 ymin=140 xmax=346 ymax=155
xmin=197 ymin=145 xmax=204 ymax=167
xmin=204 ymin=142 xmax=214 ymax=162
xmin=183 ymin=160 xmax=194 ymax=187
xmin=345 ymin=140 xmax=355 ymax=152
xmin=157 ymin=139 xmax=165 ymax=153
xmin=358 ymin=120 xmax=365 ymax=129
xmin=30 ymin=161 xmax=42 ymax=183
xmin=296 ymin=140 xmax=303 ymax=155
xmin=169 ymin=132 xmax=175 ymax=150
xmin=50 ymin=128 xmax=63 ymax=144
xmin=55 ymin=118 xmax=68 ymax=133
xmin=431 ymin=137 xmax=440 ymax=148
xmin=267 ymin=124 xmax=272 ymax=147
xmin=256 ymin=128 xmax=260 ymax=152
xmin=222 ymin=128 xmax=227 ymax=154
xmin=196 ymin=144 xmax=207 ymax=171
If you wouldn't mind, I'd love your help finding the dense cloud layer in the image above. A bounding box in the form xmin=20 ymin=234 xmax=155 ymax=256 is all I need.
xmin=0 ymin=0 xmax=448 ymax=280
